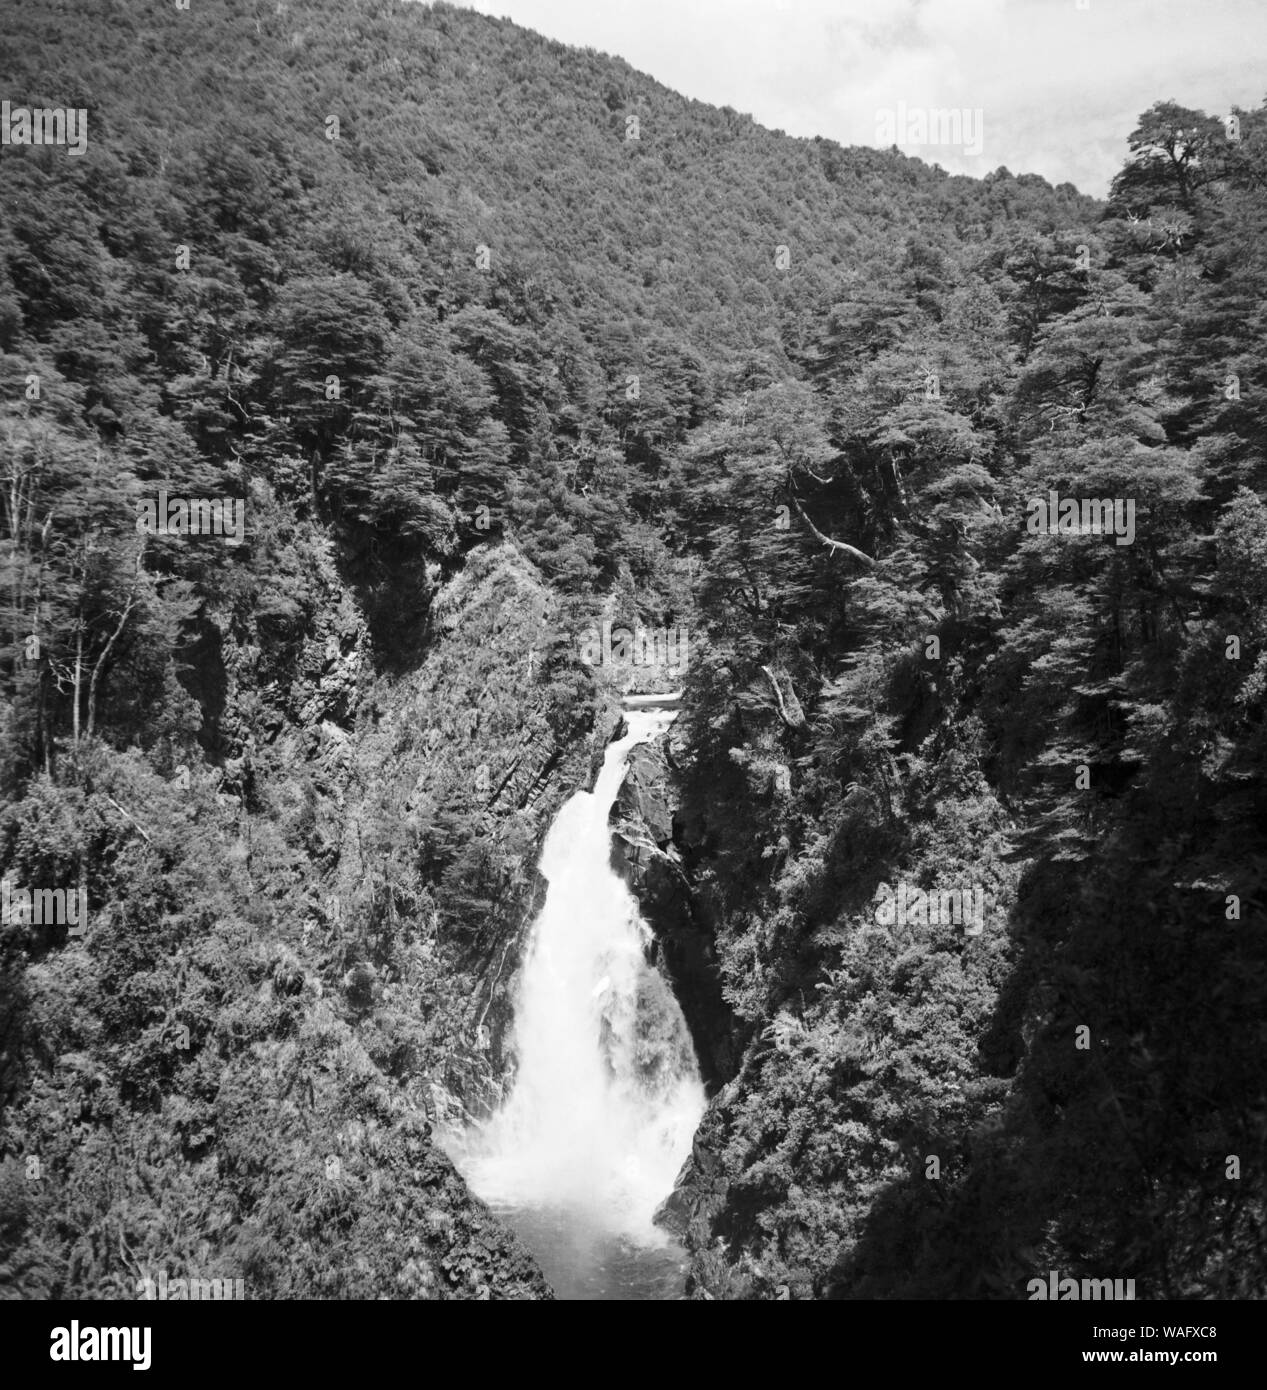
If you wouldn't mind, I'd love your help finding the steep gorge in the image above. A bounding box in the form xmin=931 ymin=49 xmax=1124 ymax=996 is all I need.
xmin=3 ymin=0 xmax=1265 ymax=1305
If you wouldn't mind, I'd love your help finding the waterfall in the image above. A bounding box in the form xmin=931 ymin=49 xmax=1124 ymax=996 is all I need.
xmin=449 ymin=711 xmax=705 ymax=1253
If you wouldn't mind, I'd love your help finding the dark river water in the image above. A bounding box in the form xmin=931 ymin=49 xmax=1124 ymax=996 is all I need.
xmin=488 ymin=1202 xmax=691 ymax=1300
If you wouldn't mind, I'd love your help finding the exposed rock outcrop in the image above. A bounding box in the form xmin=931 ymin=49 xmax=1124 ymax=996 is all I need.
xmin=608 ymin=729 xmax=739 ymax=1091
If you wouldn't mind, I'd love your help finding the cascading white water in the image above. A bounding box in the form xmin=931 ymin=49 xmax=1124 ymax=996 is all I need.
xmin=450 ymin=711 xmax=705 ymax=1257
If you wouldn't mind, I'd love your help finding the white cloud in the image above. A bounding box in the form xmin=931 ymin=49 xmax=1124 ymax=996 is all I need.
xmin=449 ymin=0 xmax=1267 ymax=194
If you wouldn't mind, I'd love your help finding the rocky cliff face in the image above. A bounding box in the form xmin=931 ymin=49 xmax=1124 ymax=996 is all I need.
xmin=604 ymin=719 xmax=754 ymax=1276
xmin=608 ymin=726 xmax=740 ymax=1091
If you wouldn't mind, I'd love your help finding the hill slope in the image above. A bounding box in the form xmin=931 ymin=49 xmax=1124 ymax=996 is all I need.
xmin=2 ymin=0 xmax=1265 ymax=1300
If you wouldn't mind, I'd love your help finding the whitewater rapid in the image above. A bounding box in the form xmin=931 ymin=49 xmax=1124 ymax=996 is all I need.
xmin=449 ymin=710 xmax=705 ymax=1248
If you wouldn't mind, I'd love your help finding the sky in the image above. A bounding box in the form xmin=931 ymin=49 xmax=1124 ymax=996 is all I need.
xmin=450 ymin=0 xmax=1267 ymax=197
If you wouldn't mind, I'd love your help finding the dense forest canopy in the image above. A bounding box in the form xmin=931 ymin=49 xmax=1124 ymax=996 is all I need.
xmin=1 ymin=0 xmax=1264 ymax=1300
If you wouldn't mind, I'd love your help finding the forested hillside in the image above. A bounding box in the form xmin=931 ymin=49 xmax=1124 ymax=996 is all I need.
xmin=1 ymin=0 xmax=1264 ymax=1299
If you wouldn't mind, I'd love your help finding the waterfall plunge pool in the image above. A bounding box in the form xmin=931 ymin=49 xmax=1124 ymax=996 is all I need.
xmin=482 ymin=1203 xmax=692 ymax=1301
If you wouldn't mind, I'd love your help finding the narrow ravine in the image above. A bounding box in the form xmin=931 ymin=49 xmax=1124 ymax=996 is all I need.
xmin=444 ymin=710 xmax=706 ymax=1299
